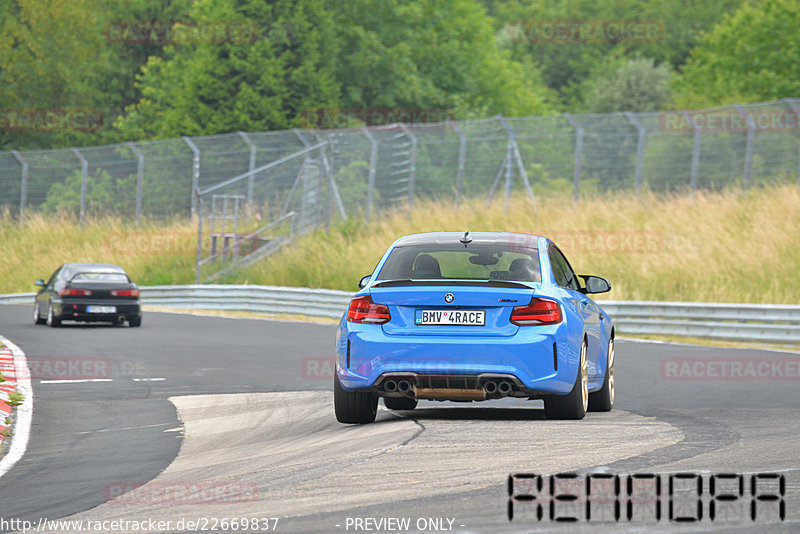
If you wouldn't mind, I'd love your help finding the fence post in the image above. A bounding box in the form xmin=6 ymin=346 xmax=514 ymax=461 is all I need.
xmin=497 ymin=115 xmax=535 ymax=208
xmin=195 ymin=194 xmax=203 ymax=283
xmin=681 ymin=111 xmax=701 ymax=191
xmin=398 ymin=124 xmax=417 ymax=217
xmin=182 ymin=137 xmax=201 ymax=216
xmin=563 ymin=114 xmax=583 ymax=201
xmin=127 ymin=143 xmax=145 ymax=223
xmin=362 ymin=127 xmax=378 ymax=220
xmin=785 ymin=98 xmax=800 ymax=187
xmin=237 ymin=132 xmax=257 ymax=207
xmin=498 ymin=116 xmax=513 ymax=210
xmin=71 ymin=148 xmax=88 ymax=227
xmin=734 ymin=105 xmax=755 ymax=190
xmin=624 ymin=112 xmax=647 ymax=194
xmin=450 ymin=122 xmax=467 ymax=204
xmin=11 ymin=150 xmax=28 ymax=223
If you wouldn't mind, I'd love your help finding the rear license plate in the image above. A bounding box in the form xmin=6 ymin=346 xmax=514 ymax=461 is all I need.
xmin=415 ymin=309 xmax=485 ymax=326
xmin=87 ymin=305 xmax=116 ymax=314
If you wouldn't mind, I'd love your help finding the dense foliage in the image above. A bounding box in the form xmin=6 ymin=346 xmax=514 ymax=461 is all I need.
xmin=1 ymin=0 xmax=798 ymax=150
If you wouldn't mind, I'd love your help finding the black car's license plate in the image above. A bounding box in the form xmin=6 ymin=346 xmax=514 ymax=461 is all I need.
xmin=415 ymin=309 xmax=485 ymax=326
xmin=87 ymin=305 xmax=116 ymax=314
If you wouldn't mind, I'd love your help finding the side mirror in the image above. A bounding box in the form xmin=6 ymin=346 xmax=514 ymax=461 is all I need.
xmin=34 ymin=279 xmax=46 ymax=287
xmin=580 ymin=275 xmax=611 ymax=294
xmin=358 ymin=274 xmax=372 ymax=289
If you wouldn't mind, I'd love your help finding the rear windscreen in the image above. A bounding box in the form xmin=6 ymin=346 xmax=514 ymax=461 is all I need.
xmin=70 ymin=273 xmax=129 ymax=283
xmin=377 ymin=244 xmax=540 ymax=282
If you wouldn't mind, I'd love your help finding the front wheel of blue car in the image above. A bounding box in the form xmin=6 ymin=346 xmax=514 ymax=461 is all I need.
xmin=544 ymin=339 xmax=588 ymax=420
xmin=334 ymin=374 xmax=378 ymax=424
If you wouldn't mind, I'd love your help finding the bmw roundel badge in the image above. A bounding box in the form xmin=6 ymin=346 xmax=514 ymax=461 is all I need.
xmin=444 ymin=293 xmax=455 ymax=303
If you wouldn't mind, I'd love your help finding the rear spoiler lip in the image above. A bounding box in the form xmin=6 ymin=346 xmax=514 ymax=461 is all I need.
xmin=371 ymin=279 xmax=537 ymax=289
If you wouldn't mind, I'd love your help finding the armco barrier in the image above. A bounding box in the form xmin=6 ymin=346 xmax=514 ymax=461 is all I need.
xmin=2 ymin=286 xmax=798 ymax=343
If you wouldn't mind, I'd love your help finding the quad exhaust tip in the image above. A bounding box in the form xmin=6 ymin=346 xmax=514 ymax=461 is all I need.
xmin=483 ymin=379 xmax=513 ymax=397
xmin=384 ymin=380 xmax=398 ymax=393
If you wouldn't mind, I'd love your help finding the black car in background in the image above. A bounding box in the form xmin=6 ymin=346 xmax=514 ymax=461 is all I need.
xmin=33 ymin=263 xmax=142 ymax=327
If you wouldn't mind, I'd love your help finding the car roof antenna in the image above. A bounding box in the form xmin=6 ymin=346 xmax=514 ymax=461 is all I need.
xmin=459 ymin=230 xmax=472 ymax=246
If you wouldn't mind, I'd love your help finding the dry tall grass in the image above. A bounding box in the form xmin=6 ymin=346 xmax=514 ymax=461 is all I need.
xmin=235 ymin=185 xmax=800 ymax=303
xmin=0 ymin=214 xmax=196 ymax=293
xmin=1 ymin=186 xmax=798 ymax=303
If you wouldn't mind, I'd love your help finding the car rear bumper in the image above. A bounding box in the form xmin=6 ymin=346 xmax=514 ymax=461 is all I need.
xmin=52 ymin=299 xmax=141 ymax=321
xmin=336 ymin=321 xmax=579 ymax=396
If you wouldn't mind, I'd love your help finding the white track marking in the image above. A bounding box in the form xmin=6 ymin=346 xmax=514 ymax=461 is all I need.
xmin=39 ymin=379 xmax=113 ymax=384
xmin=0 ymin=336 xmax=33 ymax=479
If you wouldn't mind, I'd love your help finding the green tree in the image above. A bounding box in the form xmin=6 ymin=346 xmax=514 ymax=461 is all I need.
xmin=582 ymin=57 xmax=672 ymax=113
xmin=484 ymin=0 xmax=746 ymax=108
xmin=115 ymin=0 xmax=342 ymax=139
xmin=331 ymin=0 xmax=553 ymax=119
xmin=673 ymin=0 xmax=800 ymax=107
xmin=0 ymin=0 xmax=108 ymax=149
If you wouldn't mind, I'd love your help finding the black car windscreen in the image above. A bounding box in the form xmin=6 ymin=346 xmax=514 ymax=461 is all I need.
xmin=377 ymin=244 xmax=541 ymax=282
xmin=70 ymin=273 xmax=129 ymax=283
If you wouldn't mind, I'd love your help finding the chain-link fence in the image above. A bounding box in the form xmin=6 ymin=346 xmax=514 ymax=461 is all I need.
xmin=2 ymin=98 xmax=799 ymax=226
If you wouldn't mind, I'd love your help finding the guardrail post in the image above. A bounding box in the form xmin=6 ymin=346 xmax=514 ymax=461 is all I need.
xmin=237 ymin=132 xmax=257 ymax=207
xmin=362 ymin=127 xmax=378 ymax=220
xmin=450 ymin=122 xmax=467 ymax=204
xmin=563 ymin=114 xmax=583 ymax=201
xmin=11 ymin=150 xmax=28 ymax=223
xmin=624 ymin=112 xmax=647 ymax=194
xmin=681 ymin=111 xmax=702 ymax=192
xmin=785 ymin=98 xmax=800 ymax=187
xmin=182 ymin=137 xmax=201 ymax=216
xmin=127 ymin=143 xmax=145 ymax=223
xmin=71 ymin=148 xmax=89 ymax=227
xmin=398 ymin=124 xmax=417 ymax=219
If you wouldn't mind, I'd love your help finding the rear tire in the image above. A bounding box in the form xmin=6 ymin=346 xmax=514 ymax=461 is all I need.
xmin=334 ymin=374 xmax=377 ymax=424
xmin=384 ymin=397 xmax=418 ymax=410
xmin=544 ymin=339 xmax=588 ymax=420
xmin=588 ymin=336 xmax=614 ymax=412
xmin=46 ymin=303 xmax=61 ymax=328
xmin=129 ymin=317 xmax=142 ymax=327
xmin=33 ymin=302 xmax=46 ymax=325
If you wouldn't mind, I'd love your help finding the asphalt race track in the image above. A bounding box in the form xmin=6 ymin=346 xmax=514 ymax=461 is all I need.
xmin=0 ymin=305 xmax=798 ymax=533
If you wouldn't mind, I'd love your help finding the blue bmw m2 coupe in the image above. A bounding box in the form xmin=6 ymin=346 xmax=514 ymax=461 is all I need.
xmin=334 ymin=231 xmax=615 ymax=424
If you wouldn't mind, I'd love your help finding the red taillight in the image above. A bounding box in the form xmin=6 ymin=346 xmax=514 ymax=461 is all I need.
xmin=60 ymin=288 xmax=91 ymax=296
xmin=347 ymin=295 xmax=391 ymax=324
xmin=510 ymin=297 xmax=562 ymax=326
xmin=111 ymin=289 xmax=140 ymax=297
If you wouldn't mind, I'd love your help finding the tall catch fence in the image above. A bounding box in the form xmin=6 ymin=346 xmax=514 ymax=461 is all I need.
xmin=2 ymin=99 xmax=799 ymax=280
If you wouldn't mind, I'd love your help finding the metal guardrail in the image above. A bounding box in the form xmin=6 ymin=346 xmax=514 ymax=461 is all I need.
xmin=2 ymin=287 xmax=798 ymax=343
